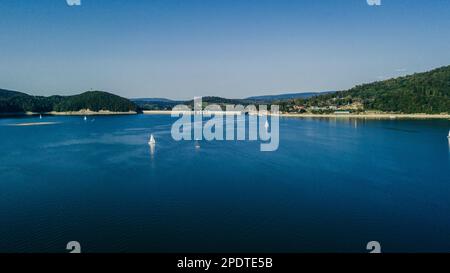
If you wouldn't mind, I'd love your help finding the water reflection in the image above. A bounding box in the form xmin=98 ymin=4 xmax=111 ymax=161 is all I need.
xmin=195 ymin=140 xmax=201 ymax=150
xmin=149 ymin=143 xmax=155 ymax=160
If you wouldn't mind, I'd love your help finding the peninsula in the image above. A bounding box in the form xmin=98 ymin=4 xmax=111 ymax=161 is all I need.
xmin=0 ymin=90 xmax=138 ymax=116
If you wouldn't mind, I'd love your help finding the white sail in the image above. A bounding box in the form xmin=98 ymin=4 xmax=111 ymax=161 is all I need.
xmin=149 ymin=134 xmax=156 ymax=145
xmin=84 ymin=116 xmax=87 ymax=121
xmin=448 ymin=130 xmax=450 ymax=138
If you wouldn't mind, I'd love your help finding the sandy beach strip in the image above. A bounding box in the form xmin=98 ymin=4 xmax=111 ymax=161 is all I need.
xmin=46 ymin=110 xmax=137 ymax=116
xmin=143 ymin=110 xmax=450 ymax=119
xmin=280 ymin=113 xmax=450 ymax=119
xmin=1 ymin=110 xmax=137 ymax=118
xmin=143 ymin=110 xmax=243 ymax=115
xmin=7 ymin=122 xmax=62 ymax=127
xmin=143 ymin=110 xmax=174 ymax=115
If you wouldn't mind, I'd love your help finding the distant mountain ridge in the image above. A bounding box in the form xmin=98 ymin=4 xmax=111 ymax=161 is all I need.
xmin=133 ymin=92 xmax=336 ymax=110
xmin=246 ymin=91 xmax=335 ymax=101
xmin=131 ymin=98 xmax=183 ymax=111
xmin=131 ymin=98 xmax=181 ymax=103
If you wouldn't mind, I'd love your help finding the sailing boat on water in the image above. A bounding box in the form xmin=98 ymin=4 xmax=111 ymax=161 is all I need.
xmin=39 ymin=114 xmax=42 ymax=119
xmin=148 ymin=134 xmax=156 ymax=145
xmin=83 ymin=116 xmax=87 ymax=121
xmin=447 ymin=130 xmax=450 ymax=139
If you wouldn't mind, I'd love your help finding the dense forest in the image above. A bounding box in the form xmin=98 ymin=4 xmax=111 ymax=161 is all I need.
xmin=0 ymin=90 xmax=137 ymax=113
xmin=132 ymin=98 xmax=182 ymax=111
xmin=281 ymin=65 xmax=450 ymax=114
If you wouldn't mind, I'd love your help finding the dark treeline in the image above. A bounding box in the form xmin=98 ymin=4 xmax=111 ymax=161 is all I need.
xmin=0 ymin=90 xmax=137 ymax=113
xmin=279 ymin=65 xmax=450 ymax=114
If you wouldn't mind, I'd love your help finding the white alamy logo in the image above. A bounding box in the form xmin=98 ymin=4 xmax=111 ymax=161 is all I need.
xmin=367 ymin=0 xmax=381 ymax=6
xmin=66 ymin=0 xmax=81 ymax=6
xmin=171 ymin=97 xmax=279 ymax=152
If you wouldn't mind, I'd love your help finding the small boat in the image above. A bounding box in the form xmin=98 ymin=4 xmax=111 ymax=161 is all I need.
xmin=264 ymin=120 xmax=269 ymax=130
xmin=447 ymin=130 xmax=450 ymax=139
xmin=39 ymin=114 xmax=42 ymax=119
xmin=148 ymin=134 xmax=156 ymax=145
xmin=83 ymin=116 xmax=87 ymax=121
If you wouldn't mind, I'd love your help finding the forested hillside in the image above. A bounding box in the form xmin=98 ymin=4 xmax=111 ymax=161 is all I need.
xmin=0 ymin=90 xmax=137 ymax=113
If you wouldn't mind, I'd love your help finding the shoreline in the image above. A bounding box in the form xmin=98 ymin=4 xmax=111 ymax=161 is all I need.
xmin=7 ymin=122 xmax=61 ymax=127
xmin=2 ymin=110 xmax=448 ymax=120
xmin=280 ymin=113 xmax=450 ymax=119
xmin=46 ymin=110 xmax=137 ymax=116
xmin=143 ymin=110 xmax=450 ymax=119
xmin=0 ymin=110 xmax=137 ymax=117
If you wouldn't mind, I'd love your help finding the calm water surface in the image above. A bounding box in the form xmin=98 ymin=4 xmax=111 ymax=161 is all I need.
xmin=0 ymin=115 xmax=449 ymax=252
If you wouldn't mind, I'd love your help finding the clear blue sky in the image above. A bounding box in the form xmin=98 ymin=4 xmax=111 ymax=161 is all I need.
xmin=1 ymin=0 xmax=450 ymax=99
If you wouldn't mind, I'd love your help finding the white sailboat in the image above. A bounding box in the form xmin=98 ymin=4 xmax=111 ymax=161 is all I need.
xmin=148 ymin=134 xmax=156 ymax=145
xmin=447 ymin=130 xmax=450 ymax=139
xmin=83 ymin=116 xmax=87 ymax=121
xmin=39 ymin=114 xmax=42 ymax=119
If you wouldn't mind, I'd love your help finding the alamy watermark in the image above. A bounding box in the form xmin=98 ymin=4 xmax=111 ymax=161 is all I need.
xmin=170 ymin=97 xmax=279 ymax=152
xmin=66 ymin=0 xmax=81 ymax=6
xmin=367 ymin=0 xmax=381 ymax=6
xmin=66 ymin=241 xmax=81 ymax=253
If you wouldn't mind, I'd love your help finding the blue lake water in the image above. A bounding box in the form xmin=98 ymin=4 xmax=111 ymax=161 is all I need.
xmin=0 ymin=115 xmax=449 ymax=253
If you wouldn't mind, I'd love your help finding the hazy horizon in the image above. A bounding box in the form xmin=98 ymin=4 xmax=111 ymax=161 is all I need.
xmin=1 ymin=65 xmax=445 ymax=101
xmin=2 ymin=0 xmax=450 ymax=99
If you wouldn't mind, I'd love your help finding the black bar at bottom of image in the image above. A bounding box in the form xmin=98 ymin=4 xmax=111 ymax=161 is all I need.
xmin=0 ymin=253 xmax=447 ymax=271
